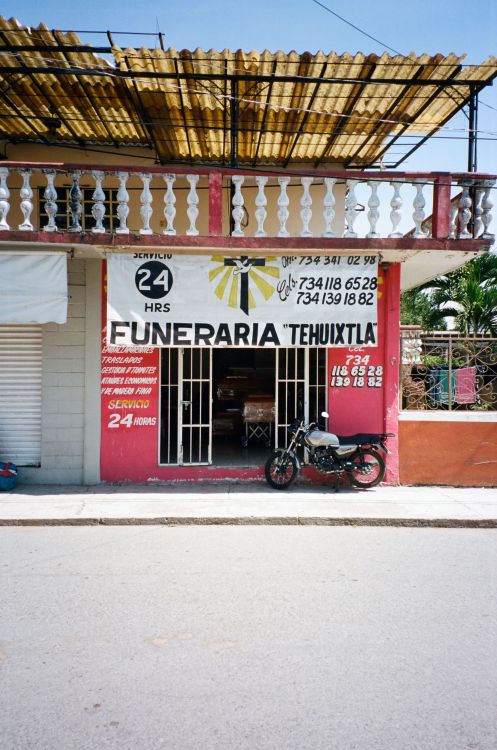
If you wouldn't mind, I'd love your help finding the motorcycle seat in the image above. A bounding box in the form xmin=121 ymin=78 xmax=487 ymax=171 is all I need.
xmin=336 ymin=433 xmax=393 ymax=446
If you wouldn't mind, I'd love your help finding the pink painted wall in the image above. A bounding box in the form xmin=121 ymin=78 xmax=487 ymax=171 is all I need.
xmin=327 ymin=264 xmax=400 ymax=484
xmin=100 ymin=261 xmax=401 ymax=484
xmin=100 ymin=263 xmax=161 ymax=482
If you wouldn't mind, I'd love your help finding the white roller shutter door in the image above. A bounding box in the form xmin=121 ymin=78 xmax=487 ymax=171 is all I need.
xmin=0 ymin=325 xmax=42 ymax=466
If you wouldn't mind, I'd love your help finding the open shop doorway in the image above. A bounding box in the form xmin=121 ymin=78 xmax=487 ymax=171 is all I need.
xmin=212 ymin=348 xmax=276 ymax=467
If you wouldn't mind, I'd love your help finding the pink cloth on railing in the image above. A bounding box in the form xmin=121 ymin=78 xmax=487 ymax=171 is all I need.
xmin=455 ymin=366 xmax=477 ymax=404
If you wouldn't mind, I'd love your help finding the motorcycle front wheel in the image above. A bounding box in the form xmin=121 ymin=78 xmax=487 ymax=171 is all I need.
xmin=265 ymin=450 xmax=298 ymax=490
xmin=347 ymin=448 xmax=385 ymax=489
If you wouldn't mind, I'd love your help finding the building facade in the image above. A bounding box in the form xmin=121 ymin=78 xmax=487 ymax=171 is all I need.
xmin=0 ymin=20 xmax=495 ymax=485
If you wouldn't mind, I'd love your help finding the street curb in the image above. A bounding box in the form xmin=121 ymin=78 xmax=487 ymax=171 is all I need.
xmin=1 ymin=516 xmax=497 ymax=528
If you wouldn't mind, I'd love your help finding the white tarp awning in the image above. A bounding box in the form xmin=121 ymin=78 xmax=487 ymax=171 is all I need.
xmin=0 ymin=253 xmax=68 ymax=324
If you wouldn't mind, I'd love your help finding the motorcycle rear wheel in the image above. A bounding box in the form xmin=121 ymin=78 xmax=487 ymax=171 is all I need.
xmin=265 ymin=450 xmax=298 ymax=490
xmin=347 ymin=448 xmax=385 ymax=489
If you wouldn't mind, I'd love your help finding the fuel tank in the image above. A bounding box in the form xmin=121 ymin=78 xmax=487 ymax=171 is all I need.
xmin=305 ymin=429 xmax=340 ymax=448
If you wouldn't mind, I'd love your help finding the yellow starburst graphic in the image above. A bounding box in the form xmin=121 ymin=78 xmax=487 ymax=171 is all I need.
xmin=377 ymin=274 xmax=384 ymax=300
xmin=209 ymin=256 xmax=280 ymax=316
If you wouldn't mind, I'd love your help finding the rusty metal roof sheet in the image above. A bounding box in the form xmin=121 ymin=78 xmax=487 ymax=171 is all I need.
xmin=1 ymin=17 xmax=496 ymax=167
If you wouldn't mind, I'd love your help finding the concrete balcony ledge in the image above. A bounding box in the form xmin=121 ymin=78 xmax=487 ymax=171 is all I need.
xmin=0 ymin=230 xmax=491 ymax=256
xmin=400 ymin=410 xmax=497 ymax=422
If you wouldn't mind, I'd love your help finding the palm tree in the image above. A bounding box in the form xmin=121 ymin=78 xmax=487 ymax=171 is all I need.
xmin=418 ymin=253 xmax=497 ymax=335
xmin=400 ymin=287 xmax=447 ymax=330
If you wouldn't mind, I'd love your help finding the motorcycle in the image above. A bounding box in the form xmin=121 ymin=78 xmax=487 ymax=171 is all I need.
xmin=264 ymin=412 xmax=394 ymax=491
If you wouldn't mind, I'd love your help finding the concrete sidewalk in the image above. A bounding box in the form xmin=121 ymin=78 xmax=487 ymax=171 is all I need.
xmin=1 ymin=481 xmax=497 ymax=527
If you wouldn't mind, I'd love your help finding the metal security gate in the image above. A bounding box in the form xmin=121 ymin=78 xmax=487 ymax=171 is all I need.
xmin=0 ymin=325 xmax=42 ymax=465
xmin=160 ymin=348 xmax=212 ymax=465
xmin=160 ymin=347 xmax=325 ymax=465
xmin=275 ymin=348 xmax=328 ymax=450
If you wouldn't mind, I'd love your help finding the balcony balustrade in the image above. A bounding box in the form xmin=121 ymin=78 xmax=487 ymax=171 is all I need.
xmin=0 ymin=163 xmax=494 ymax=246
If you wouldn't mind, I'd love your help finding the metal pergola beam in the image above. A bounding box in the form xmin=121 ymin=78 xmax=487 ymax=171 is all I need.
xmin=468 ymin=85 xmax=478 ymax=173
xmin=345 ymin=64 xmax=430 ymax=166
xmin=0 ymin=64 xmax=490 ymax=87
xmin=0 ymin=44 xmax=113 ymax=53
xmin=115 ymin=53 xmax=161 ymax=158
xmin=52 ymin=30 xmax=117 ymax=146
xmin=230 ymin=78 xmax=239 ymax=168
xmin=8 ymin=108 xmax=485 ymax=140
xmin=0 ymin=31 xmax=83 ymax=144
xmin=174 ymin=57 xmax=193 ymax=162
xmin=390 ymin=75 xmax=496 ymax=169
xmin=283 ymin=61 xmax=329 ymax=167
xmin=223 ymin=59 xmax=228 ymax=164
xmin=0 ymin=85 xmax=52 ymax=144
xmin=252 ymin=60 xmax=278 ymax=166
xmin=356 ymin=66 xmax=467 ymax=167
xmin=313 ymin=59 xmax=378 ymax=168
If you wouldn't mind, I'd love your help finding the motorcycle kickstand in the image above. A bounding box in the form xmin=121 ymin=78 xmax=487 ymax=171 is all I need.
xmin=333 ymin=471 xmax=340 ymax=493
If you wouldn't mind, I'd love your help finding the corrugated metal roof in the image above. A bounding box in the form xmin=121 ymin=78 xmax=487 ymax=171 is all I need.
xmin=1 ymin=17 xmax=496 ymax=166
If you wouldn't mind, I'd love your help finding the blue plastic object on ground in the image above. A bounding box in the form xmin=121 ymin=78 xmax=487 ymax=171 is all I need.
xmin=0 ymin=462 xmax=18 ymax=491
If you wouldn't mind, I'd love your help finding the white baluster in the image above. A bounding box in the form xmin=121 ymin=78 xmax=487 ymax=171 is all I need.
xmin=186 ymin=174 xmax=200 ymax=236
xmin=322 ymin=177 xmax=336 ymax=237
xmin=481 ymin=179 xmax=495 ymax=239
xmin=277 ymin=176 xmax=290 ymax=237
xmin=19 ymin=170 xmax=34 ymax=231
xmin=473 ymin=185 xmax=484 ymax=238
xmin=389 ymin=181 xmax=403 ymax=238
xmin=412 ymin=180 xmax=427 ymax=238
xmin=91 ymin=170 xmax=106 ymax=233
xmin=300 ymin=177 xmax=313 ymax=237
xmin=43 ymin=170 xmax=58 ymax=232
xmin=115 ymin=172 xmax=129 ymax=234
xmin=254 ymin=176 xmax=268 ymax=237
xmin=344 ymin=179 xmax=359 ymax=238
xmin=0 ymin=167 xmax=11 ymax=231
xmin=231 ymin=176 xmax=245 ymax=237
xmin=366 ymin=181 xmax=380 ymax=238
xmin=139 ymin=173 xmax=153 ymax=235
xmin=457 ymin=181 xmax=472 ymax=239
xmin=68 ymin=171 xmax=83 ymax=232
xmin=449 ymin=203 xmax=458 ymax=239
xmin=163 ymin=174 xmax=176 ymax=235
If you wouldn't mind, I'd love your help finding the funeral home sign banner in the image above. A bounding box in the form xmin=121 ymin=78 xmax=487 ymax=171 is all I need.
xmin=107 ymin=253 xmax=379 ymax=348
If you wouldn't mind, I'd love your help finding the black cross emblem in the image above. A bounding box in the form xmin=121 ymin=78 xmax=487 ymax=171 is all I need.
xmin=224 ymin=256 xmax=266 ymax=315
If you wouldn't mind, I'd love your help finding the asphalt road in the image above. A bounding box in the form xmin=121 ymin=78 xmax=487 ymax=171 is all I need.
xmin=1 ymin=526 xmax=496 ymax=750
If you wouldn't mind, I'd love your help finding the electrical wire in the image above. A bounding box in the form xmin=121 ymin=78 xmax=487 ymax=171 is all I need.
xmin=3 ymin=45 xmax=494 ymax=85
xmin=2 ymin=146 xmax=496 ymax=192
xmin=0 ymin=86 xmax=484 ymax=103
xmin=0 ymin=23 xmax=495 ymax=170
xmin=310 ymin=0 xmax=402 ymax=55
xmin=2 ymin=108 xmax=497 ymax=141
xmin=309 ymin=0 xmax=497 ymax=117
xmin=480 ymin=99 xmax=497 ymax=113
xmin=1 ymin=27 xmax=496 ymax=67
xmin=0 ymin=55 xmax=493 ymax=139
xmin=1 ymin=45 xmax=495 ymax=80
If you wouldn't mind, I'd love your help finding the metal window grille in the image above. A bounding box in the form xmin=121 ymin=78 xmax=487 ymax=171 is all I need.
xmin=159 ymin=348 xmax=212 ymax=465
xmin=38 ymin=187 xmax=119 ymax=232
xmin=400 ymin=330 xmax=497 ymax=411
xmin=275 ymin=347 xmax=328 ymax=451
